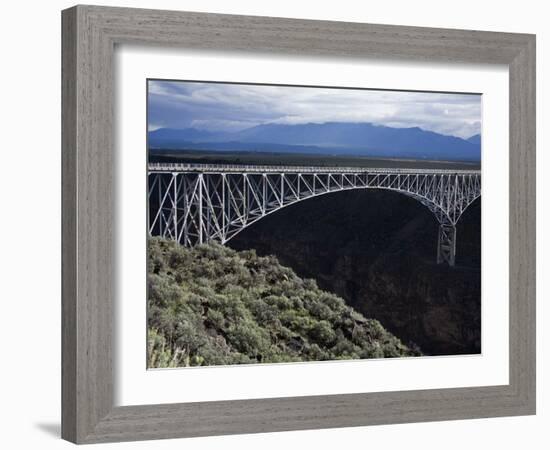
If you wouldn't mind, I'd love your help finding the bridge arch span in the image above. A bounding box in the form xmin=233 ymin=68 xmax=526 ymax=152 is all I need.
xmin=223 ymin=185 xmax=474 ymax=244
xmin=148 ymin=163 xmax=481 ymax=266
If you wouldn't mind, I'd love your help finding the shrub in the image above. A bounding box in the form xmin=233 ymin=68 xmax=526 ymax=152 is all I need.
xmin=147 ymin=237 xmax=419 ymax=368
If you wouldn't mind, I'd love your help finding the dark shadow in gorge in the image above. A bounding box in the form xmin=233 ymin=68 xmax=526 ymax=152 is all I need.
xmin=228 ymin=189 xmax=481 ymax=356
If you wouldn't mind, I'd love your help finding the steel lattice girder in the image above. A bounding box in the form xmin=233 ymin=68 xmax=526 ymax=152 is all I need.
xmin=148 ymin=164 xmax=481 ymax=265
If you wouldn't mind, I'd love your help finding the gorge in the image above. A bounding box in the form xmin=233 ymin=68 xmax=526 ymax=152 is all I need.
xmin=228 ymin=189 xmax=481 ymax=356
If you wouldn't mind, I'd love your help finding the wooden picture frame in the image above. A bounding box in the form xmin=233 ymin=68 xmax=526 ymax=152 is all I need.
xmin=61 ymin=5 xmax=536 ymax=444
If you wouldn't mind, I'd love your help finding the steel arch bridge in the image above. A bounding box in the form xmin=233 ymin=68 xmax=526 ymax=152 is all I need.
xmin=148 ymin=163 xmax=481 ymax=266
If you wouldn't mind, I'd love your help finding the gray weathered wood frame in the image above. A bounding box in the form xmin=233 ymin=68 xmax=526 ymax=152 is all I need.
xmin=61 ymin=5 xmax=536 ymax=444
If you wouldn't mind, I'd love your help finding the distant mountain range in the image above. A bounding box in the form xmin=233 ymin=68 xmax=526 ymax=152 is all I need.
xmin=466 ymin=134 xmax=481 ymax=146
xmin=148 ymin=122 xmax=481 ymax=161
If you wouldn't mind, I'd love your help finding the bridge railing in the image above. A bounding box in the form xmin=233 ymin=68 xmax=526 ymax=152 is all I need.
xmin=148 ymin=162 xmax=481 ymax=175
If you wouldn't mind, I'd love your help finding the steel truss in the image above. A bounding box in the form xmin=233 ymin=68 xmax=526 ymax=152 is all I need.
xmin=148 ymin=163 xmax=481 ymax=266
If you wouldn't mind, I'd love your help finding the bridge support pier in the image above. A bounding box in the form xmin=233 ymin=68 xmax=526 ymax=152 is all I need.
xmin=437 ymin=224 xmax=456 ymax=266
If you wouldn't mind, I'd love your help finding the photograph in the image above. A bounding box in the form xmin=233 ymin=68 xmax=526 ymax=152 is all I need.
xmin=146 ymin=79 xmax=482 ymax=368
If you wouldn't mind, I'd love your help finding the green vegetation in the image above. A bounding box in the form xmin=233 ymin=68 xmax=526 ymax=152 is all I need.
xmin=147 ymin=237 xmax=420 ymax=368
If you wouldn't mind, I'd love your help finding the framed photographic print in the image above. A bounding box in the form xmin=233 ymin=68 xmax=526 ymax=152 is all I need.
xmin=62 ymin=5 xmax=536 ymax=444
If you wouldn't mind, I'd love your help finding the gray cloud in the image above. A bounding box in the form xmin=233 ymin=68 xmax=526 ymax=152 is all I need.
xmin=148 ymin=80 xmax=481 ymax=139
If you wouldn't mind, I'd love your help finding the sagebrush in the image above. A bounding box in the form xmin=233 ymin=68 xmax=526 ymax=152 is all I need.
xmin=147 ymin=237 xmax=419 ymax=367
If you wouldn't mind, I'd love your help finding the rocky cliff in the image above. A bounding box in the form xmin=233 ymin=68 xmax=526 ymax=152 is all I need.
xmin=229 ymin=189 xmax=481 ymax=355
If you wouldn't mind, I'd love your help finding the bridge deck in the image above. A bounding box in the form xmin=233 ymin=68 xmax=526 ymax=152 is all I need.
xmin=148 ymin=162 xmax=481 ymax=175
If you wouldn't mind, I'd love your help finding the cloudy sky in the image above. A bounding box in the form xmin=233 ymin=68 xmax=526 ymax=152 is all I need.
xmin=148 ymin=80 xmax=481 ymax=139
